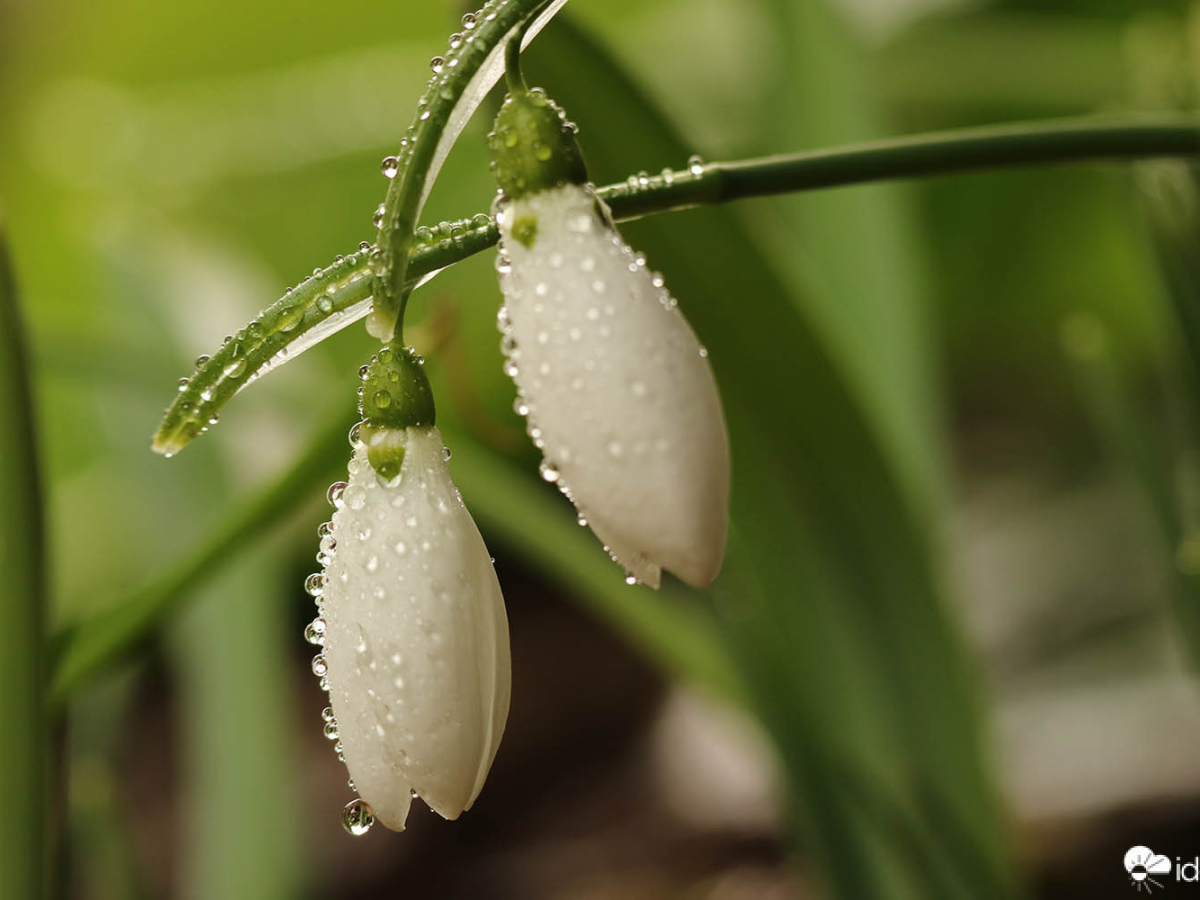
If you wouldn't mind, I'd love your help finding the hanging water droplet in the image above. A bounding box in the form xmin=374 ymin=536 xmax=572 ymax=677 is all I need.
xmin=342 ymin=799 xmax=375 ymax=836
xmin=625 ymin=574 xmax=638 ymax=586
xmin=327 ymin=482 xmax=348 ymax=508
xmin=577 ymin=513 xmax=588 ymax=527
xmin=317 ymin=521 xmax=333 ymax=539
xmin=311 ymin=654 xmax=328 ymax=677
xmin=304 ymin=617 xmax=327 ymax=646
xmin=348 ymin=422 xmax=363 ymax=446
xmin=443 ymin=446 xmax=452 ymax=461
xmin=322 ymin=706 xmax=336 ymax=724
xmin=539 ymin=461 xmax=560 ymax=483
xmin=381 ymin=155 xmax=399 ymax=178
xmin=323 ymin=719 xmax=340 ymax=740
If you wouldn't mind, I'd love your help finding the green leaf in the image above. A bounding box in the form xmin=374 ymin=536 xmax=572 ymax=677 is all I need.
xmin=524 ymin=16 xmax=1018 ymax=898
xmin=172 ymin=554 xmax=302 ymax=900
xmin=0 ymin=219 xmax=49 ymax=900
xmin=51 ymin=412 xmax=354 ymax=705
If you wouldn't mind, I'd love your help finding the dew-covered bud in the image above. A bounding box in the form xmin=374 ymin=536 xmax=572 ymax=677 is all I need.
xmin=316 ymin=426 xmax=510 ymax=831
xmin=495 ymin=180 xmax=730 ymax=588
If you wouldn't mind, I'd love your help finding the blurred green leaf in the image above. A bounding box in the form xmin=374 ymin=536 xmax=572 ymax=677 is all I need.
xmin=0 ymin=219 xmax=49 ymax=900
xmin=525 ymin=15 xmax=1017 ymax=899
xmin=49 ymin=412 xmax=354 ymax=705
xmin=172 ymin=553 xmax=301 ymax=900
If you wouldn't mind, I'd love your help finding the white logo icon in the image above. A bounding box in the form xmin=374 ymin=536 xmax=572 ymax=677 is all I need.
xmin=1126 ymin=846 xmax=1172 ymax=893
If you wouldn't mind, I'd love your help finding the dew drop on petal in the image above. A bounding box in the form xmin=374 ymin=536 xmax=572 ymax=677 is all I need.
xmin=342 ymin=799 xmax=375 ymax=836
xmin=304 ymin=617 xmax=327 ymax=646
xmin=327 ymin=482 xmax=348 ymax=508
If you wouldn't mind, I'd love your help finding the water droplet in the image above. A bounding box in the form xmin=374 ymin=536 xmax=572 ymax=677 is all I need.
xmin=323 ymin=719 xmax=339 ymax=740
xmin=625 ymin=574 xmax=638 ymax=586
xmin=333 ymin=740 xmax=344 ymax=761
xmin=322 ymin=706 xmax=335 ymax=723
xmin=177 ymin=378 xmax=190 ymax=391
xmin=381 ymin=155 xmax=399 ymax=178
xmin=577 ymin=514 xmax=588 ymax=527
xmin=304 ymin=617 xmax=327 ymax=645
xmin=373 ymin=390 xmax=391 ymax=409
xmin=311 ymin=654 xmax=328 ymax=677
xmin=372 ymin=204 xmax=387 ymax=228
xmin=195 ymin=354 xmax=211 ymax=367
xmin=327 ymin=482 xmax=348 ymax=508
xmin=443 ymin=446 xmax=452 ymax=461
xmin=348 ymin=422 xmax=363 ymax=446
xmin=317 ymin=522 xmax=334 ymax=539
xmin=342 ymin=799 xmax=375 ymax=836
xmin=688 ymin=154 xmax=705 ymax=176
xmin=461 ymin=11 xmax=476 ymax=28
xmin=429 ymin=55 xmax=445 ymax=73
xmin=359 ymin=364 xmax=371 ymax=379
xmin=539 ymin=462 xmax=560 ymax=483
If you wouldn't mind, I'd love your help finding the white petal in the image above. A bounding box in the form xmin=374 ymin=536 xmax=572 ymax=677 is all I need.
xmin=320 ymin=427 xmax=510 ymax=830
xmin=497 ymin=184 xmax=730 ymax=587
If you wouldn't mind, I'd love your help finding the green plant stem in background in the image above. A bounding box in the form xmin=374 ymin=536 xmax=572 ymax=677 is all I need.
xmin=439 ymin=117 xmax=1200 ymax=259
xmin=605 ymin=117 xmax=1200 ymax=218
xmin=48 ymin=414 xmax=356 ymax=707
xmin=0 ymin=221 xmax=48 ymax=899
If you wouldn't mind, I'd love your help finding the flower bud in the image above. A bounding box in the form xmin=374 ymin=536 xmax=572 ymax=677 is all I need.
xmin=317 ymin=426 xmax=510 ymax=830
xmin=495 ymin=181 xmax=730 ymax=588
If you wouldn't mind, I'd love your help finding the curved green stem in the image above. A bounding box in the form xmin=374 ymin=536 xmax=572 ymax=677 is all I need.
xmin=450 ymin=116 xmax=1200 ymax=259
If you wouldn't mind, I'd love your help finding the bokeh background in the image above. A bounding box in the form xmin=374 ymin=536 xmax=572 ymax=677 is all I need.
xmin=4 ymin=0 xmax=1200 ymax=897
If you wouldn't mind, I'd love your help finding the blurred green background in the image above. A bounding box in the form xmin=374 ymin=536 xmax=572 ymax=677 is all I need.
xmin=5 ymin=0 xmax=1200 ymax=897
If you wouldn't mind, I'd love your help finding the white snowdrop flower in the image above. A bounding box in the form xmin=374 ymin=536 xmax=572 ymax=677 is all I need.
xmin=488 ymin=89 xmax=730 ymax=589
xmin=312 ymin=346 xmax=510 ymax=832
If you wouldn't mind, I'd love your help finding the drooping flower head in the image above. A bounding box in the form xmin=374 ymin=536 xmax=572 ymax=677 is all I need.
xmin=488 ymin=88 xmax=730 ymax=588
xmin=307 ymin=345 xmax=510 ymax=832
